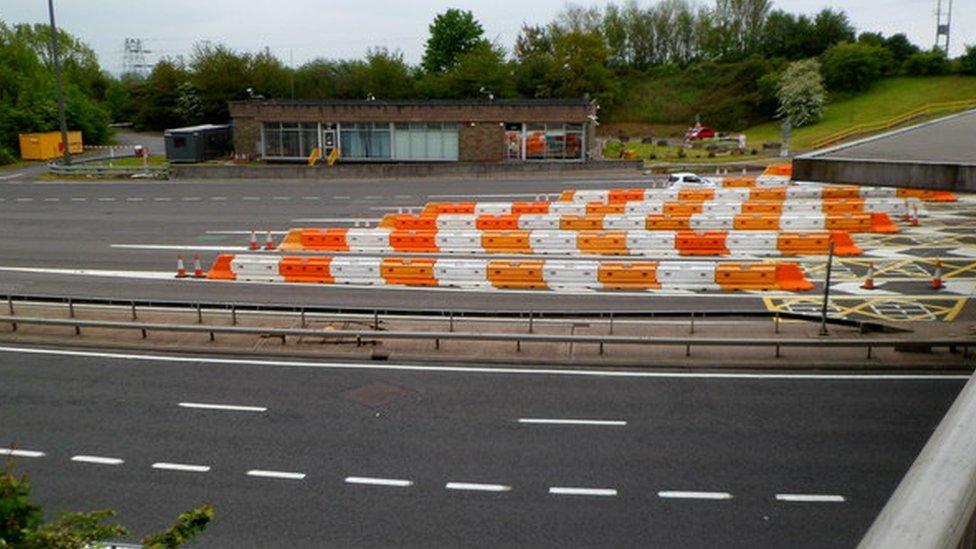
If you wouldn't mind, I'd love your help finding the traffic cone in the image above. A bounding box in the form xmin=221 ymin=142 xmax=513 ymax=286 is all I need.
xmin=175 ymin=255 xmax=187 ymax=278
xmin=193 ymin=254 xmax=204 ymax=278
xmin=931 ymin=259 xmax=944 ymax=290
xmin=861 ymin=262 xmax=875 ymax=290
xmin=264 ymin=230 xmax=275 ymax=250
xmin=249 ymin=230 xmax=259 ymax=250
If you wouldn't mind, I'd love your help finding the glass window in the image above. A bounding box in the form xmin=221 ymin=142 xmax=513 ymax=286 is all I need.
xmin=521 ymin=123 xmax=584 ymax=161
xmin=390 ymin=122 xmax=459 ymax=161
xmin=339 ymin=122 xmax=392 ymax=159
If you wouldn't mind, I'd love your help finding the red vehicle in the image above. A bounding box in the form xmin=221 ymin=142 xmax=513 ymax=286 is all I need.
xmin=684 ymin=123 xmax=715 ymax=141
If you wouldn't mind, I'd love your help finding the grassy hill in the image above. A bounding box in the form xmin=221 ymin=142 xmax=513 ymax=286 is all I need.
xmin=744 ymin=76 xmax=976 ymax=151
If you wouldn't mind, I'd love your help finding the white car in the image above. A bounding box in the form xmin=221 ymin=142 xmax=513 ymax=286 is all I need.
xmin=667 ymin=172 xmax=716 ymax=189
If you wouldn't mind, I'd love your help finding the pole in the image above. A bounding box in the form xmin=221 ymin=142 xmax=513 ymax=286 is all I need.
xmin=819 ymin=241 xmax=835 ymax=336
xmin=48 ymin=0 xmax=72 ymax=166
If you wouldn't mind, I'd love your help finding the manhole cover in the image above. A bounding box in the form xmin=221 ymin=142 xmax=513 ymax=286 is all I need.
xmin=341 ymin=382 xmax=415 ymax=407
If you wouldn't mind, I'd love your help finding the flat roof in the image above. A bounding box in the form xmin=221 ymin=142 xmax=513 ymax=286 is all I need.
xmin=165 ymin=124 xmax=231 ymax=134
xmin=231 ymin=98 xmax=593 ymax=108
xmin=793 ymin=109 xmax=976 ymax=191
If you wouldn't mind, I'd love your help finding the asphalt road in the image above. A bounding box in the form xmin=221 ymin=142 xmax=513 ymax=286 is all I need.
xmin=0 ymin=345 xmax=965 ymax=548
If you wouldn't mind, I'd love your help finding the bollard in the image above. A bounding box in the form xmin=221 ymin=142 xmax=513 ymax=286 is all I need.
xmin=775 ymin=345 xmax=780 ymax=358
xmin=373 ymin=311 xmax=379 ymax=330
xmin=141 ymin=328 xmax=147 ymax=339
xmin=685 ymin=344 xmax=691 ymax=357
xmin=599 ymin=342 xmax=604 ymax=355
xmin=7 ymin=296 xmax=15 ymax=331
xmin=867 ymin=346 xmax=872 ymax=359
xmin=435 ymin=338 xmax=440 ymax=350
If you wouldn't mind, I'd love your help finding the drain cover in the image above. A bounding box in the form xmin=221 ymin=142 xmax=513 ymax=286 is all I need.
xmin=341 ymin=382 xmax=415 ymax=407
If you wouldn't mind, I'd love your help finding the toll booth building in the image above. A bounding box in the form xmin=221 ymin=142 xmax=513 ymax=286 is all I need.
xmin=228 ymin=99 xmax=597 ymax=163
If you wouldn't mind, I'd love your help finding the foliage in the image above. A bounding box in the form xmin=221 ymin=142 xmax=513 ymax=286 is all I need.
xmin=820 ymin=42 xmax=890 ymax=92
xmin=776 ymin=58 xmax=825 ymax=127
xmin=141 ymin=504 xmax=214 ymax=549
xmin=960 ymin=45 xmax=976 ymax=76
xmin=418 ymin=42 xmax=514 ymax=99
xmin=421 ymin=9 xmax=486 ymax=74
xmin=884 ymin=34 xmax=920 ymax=65
xmin=903 ymin=49 xmax=950 ymax=76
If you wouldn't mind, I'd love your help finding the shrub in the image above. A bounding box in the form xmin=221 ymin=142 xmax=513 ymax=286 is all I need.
xmin=776 ymin=59 xmax=825 ymax=127
xmin=957 ymin=45 xmax=976 ymax=75
xmin=820 ymin=42 xmax=890 ymax=92
xmin=0 ymin=147 xmax=16 ymax=166
xmin=904 ymin=49 xmax=950 ymax=76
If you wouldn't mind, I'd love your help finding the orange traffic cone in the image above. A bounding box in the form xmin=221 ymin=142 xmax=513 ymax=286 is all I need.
xmin=249 ymin=230 xmax=259 ymax=250
xmin=193 ymin=254 xmax=204 ymax=278
xmin=264 ymin=230 xmax=275 ymax=250
xmin=175 ymin=255 xmax=187 ymax=278
xmin=931 ymin=259 xmax=944 ymax=290
xmin=861 ymin=262 xmax=875 ymax=290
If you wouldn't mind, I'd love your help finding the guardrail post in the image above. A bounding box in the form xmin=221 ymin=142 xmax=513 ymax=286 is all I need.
xmin=686 ymin=344 xmax=691 ymax=357
xmin=68 ymin=297 xmax=75 ymax=319
xmin=609 ymin=312 xmax=614 ymax=335
xmin=774 ymin=312 xmax=780 ymax=334
xmin=599 ymin=342 xmax=604 ymax=355
xmin=231 ymin=305 xmax=237 ymax=326
xmin=196 ymin=303 xmax=203 ymax=324
xmin=449 ymin=312 xmax=454 ymax=333
xmin=435 ymin=338 xmax=440 ymax=350
xmin=516 ymin=340 xmax=521 ymax=353
xmin=141 ymin=328 xmax=147 ymax=339
xmin=301 ymin=308 xmax=306 ymax=328
xmin=130 ymin=301 xmax=137 ymax=320
xmin=528 ymin=311 xmax=534 ymax=334
xmin=775 ymin=344 xmax=780 ymax=358
xmin=689 ymin=312 xmax=695 ymax=334
xmin=373 ymin=311 xmax=379 ymax=330
xmin=867 ymin=345 xmax=872 ymax=359
xmin=6 ymin=296 xmax=15 ymax=332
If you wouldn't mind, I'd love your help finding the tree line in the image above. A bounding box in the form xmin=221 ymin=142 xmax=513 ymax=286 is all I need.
xmin=2 ymin=2 xmax=976 ymax=164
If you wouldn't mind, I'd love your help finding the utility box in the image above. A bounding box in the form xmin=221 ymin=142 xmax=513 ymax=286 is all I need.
xmin=164 ymin=124 xmax=232 ymax=163
xmin=18 ymin=131 xmax=83 ymax=160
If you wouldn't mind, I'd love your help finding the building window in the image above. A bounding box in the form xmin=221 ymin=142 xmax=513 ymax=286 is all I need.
xmin=339 ymin=122 xmax=391 ymax=159
xmin=522 ymin=123 xmax=584 ymax=161
xmin=262 ymin=122 xmax=319 ymax=159
xmin=504 ymin=123 xmax=522 ymax=161
xmin=392 ymin=122 xmax=458 ymax=161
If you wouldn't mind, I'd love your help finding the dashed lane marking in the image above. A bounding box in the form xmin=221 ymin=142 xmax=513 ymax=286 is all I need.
xmin=518 ymin=418 xmax=627 ymax=426
xmin=153 ymin=197 xmax=171 ymax=202
xmin=302 ymin=196 xmax=320 ymax=200
xmin=0 ymin=448 xmax=45 ymax=458
xmin=332 ymin=196 xmax=350 ymax=200
xmin=97 ymin=197 xmax=116 ymax=202
xmin=210 ymin=196 xmax=227 ymax=201
xmin=152 ymin=462 xmax=210 ymax=473
xmin=181 ymin=197 xmax=202 ymax=202
xmin=446 ymin=482 xmax=512 ymax=492
xmin=775 ymin=494 xmax=846 ymax=503
xmin=345 ymin=476 xmax=413 ymax=487
xmin=178 ymin=402 xmax=267 ymax=412
xmin=43 ymin=198 xmax=59 ymax=202
xmin=70 ymin=197 xmax=86 ymax=201
xmin=549 ymin=487 xmax=618 ymax=497
xmin=71 ymin=455 xmax=124 ymax=465
xmin=110 ymin=244 xmax=248 ymax=252
xmin=14 ymin=198 xmax=32 ymax=202
xmin=0 ymin=172 xmax=24 ymax=180
xmin=272 ymin=196 xmax=292 ymax=201
xmin=246 ymin=469 xmax=306 ymax=480
xmin=658 ymin=491 xmax=733 ymax=500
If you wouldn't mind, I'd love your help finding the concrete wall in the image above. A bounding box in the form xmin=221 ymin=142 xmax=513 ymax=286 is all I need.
xmin=793 ymin=158 xmax=976 ymax=192
xmin=170 ymin=160 xmax=641 ymax=180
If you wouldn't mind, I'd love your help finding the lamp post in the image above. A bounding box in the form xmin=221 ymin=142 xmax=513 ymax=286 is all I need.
xmin=47 ymin=0 xmax=71 ymax=165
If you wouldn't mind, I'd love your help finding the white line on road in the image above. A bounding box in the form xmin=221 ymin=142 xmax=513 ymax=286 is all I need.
xmin=152 ymin=462 xmax=210 ymax=473
xmin=43 ymin=197 xmax=59 ymax=202
xmin=125 ymin=197 xmax=144 ymax=202
xmin=394 ymin=195 xmax=413 ymax=199
xmin=271 ymin=196 xmax=292 ymax=201
xmin=70 ymin=197 xmax=87 ymax=201
xmin=446 ymin=482 xmax=512 ymax=492
xmin=332 ymin=195 xmax=350 ymax=200
xmin=71 ymin=455 xmax=124 ymax=465
xmin=549 ymin=487 xmax=617 ymax=496
xmin=205 ymin=230 xmax=289 ymax=235
xmin=178 ymin=402 xmax=267 ymax=412
xmin=247 ymin=469 xmax=306 ymax=480
xmin=97 ymin=197 xmax=116 ymax=202
xmin=0 ymin=448 xmax=45 ymax=458
xmin=345 ymin=476 xmax=413 ymax=487
xmin=291 ymin=218 xmax=380 ymax=223
xmin=0 ymin=346 xmax=967 ymax=381
xmin=658 ymin=491 xmax=733 ymax=500
xmin=518 ymin=418 xmax=627 ymax=426
xmin=0 ymin=172 xmax=24 ymax=180
xmin=775 ymin=494 xmax=846 ymax=503
xmin=210 ymin=196 xmax=227 ymax=201
xmin=110 ymin=244 xmax=248 ymax=252
xmin=181 ymin=197 xmax=202 ymax=201
xmin=363 ymin=195 xmax=383 ymax=200
xmin=153 ymin=197 xmax=172 ymax=202
xmin=302 ymin=196 xmax=320 ymax=200
xmin=14 ymin=198 xmax=32 ymax=202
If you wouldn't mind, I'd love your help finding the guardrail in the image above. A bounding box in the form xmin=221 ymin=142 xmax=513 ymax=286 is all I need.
xmin=859 ymin=372 xmax=976 ymax=549
xmin=812 ymin=100 xmax=976 ymax=150
xmin=0 ymin=315 xmax=970 ymax=360
xmin=47 ymin=153 xmax=167 ymax=178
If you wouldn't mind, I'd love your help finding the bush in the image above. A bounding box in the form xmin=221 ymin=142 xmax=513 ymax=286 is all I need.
xmin=0 ymin=147 xmax=15 ymax=166
xmin=603 ymin=139 xmax=624 ymax=158
xmin=776 ymin=59 xmax=825 ymax=127
xmin=820 ymin=42 xmax=889 ymax=92
xmin=904 ymin=49 xmax=950 ymax=76
xmin=957 ymin=45 xmax=976 ymax=75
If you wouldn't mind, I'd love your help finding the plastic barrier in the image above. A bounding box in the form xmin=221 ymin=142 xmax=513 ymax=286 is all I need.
xmin=481 ymin=231 xmax=532 ymax=254
xmin=557 ymin=184 xmax=954 ymax=202
xmin=675 ymin=231 xmax=729 ymax=256
xmin=205 ymin=254 xmax=815 ymax=292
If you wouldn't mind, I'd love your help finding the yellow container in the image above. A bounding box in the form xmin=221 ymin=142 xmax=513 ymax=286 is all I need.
xmin=18 ymin=131 xmax=83 ymax=160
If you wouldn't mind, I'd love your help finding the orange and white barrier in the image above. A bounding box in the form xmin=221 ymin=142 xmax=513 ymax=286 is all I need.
xmin=278 ymin=228 xmax=862 ymax=257
xmin=558 ymin=185 xmax=956 ymax=203
xmin=380 ymin=211 xmax=899 ymax=234
xmin=206 ymin=254 xmax=815 ymax=292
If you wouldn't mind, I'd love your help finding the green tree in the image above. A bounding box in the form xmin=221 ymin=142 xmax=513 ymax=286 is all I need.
xmin=421 ymin=9 xmax=486 ymax=73
xmin=820 ymin=42 xmax=889 ymax=92
xmin=141 ymin=504 xmax=214 ymax=549
xmin=809 ymin=9 xmax=855 ymax=56
xmin=903 ymin=48 xmax=950 ymax=76
xmin=189 ymin=42 xmax=252 ymax=121
xmin=776 ymin=58 xmax=825 ymax=127
xmin=959 ymin=45 xmax=976 ymax=76
xmin=131 ymin=58 xmax=189 ymax=130
xmin=546 ymin=31 xmax=615 ymax=103
xmin=418 ymin=42 xmax=514 ymax=99
xmin=174 ymin=82 xmax=204 ymax=125
xmin=884 ymin=33 xmax=920 ymax=65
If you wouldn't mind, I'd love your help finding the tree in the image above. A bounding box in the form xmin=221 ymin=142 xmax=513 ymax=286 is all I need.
xmin=174 ymin=82 xmax=203 ymax=125
xmin=546 ymin=31 xmax=615 ymax=103
xmin=808 ymin=9 xmax=855 ymax=56
xmin=421 ymin=9 xmax=485 ymax=74
xmin=884 ymin=33 xmax=920 ymax=65
xmin=820 ymin=42 xmax=889 ymax=92
xmin=903 ymin=48 xmax=949 ymax=76
xmin=418 ymin=42 xmax=514 ymax=99
xmin=776 ymin=58 xmax=825 ymax=127
xmin=131 ymin=58 xmax=189 ymax=130
xmin=1 ymin=462 xmax=212 ymax=548
xmin=959 ymin=45 xmax=976 ymax=76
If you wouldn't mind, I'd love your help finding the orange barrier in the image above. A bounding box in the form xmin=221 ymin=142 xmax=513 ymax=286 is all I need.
xmin=597 ymin=261 xmax=660 ymax=289
xmin=715 ymin=262 xmax=778 ymax=290
xmin=675 ymin=231 xmax=729 ymax=256
xmin=775 ymin=263 xmax=815 ymax=291
xmin=512 ymin=201 xmax=550 ymax=214
xmin=423 ymin=202 xmax=476 ymax=215
xmin=741 ymin=200 xmax=783 ymax=215
xmin=390 ymin=230 xmax=438 ymax=253
xmin=722 ymin=176 xmax=756 ymax=187
xmin=608 ymin=189 xmax=645 ymax=203
xmin=678 ymin=189 xmax=715 ymax=201
xmin=279 ymin=256 xmax=334 ymax=283
xmin=820 ymin=186 xmax=861 ymax=200
xmin=585 ymin=201 xmax=626 ymax=215
xmin=380 ymin=258 xmax=437 ymax=286
xmin=481 ymin=231 xmax=532 ymax=254
xmin=821 ymin=198 xmax=865 ymax=214
xmin=280 ymin=228 xmax=350 ymax=252
xmin=763 ymin=164 xmax=793 ymax=177
xmin=646 ymin=214 xmax=691 ymax=230
xmin=561 ymin=215 xmax=605 ymax=230
xmin=733 ymin=215 xmax=780 ymax=230
xmin=896 ymin=189 xmax=957 ymax=202
xmin=869 ymin=212 xmax=900 ymax=233
xmin=749 ymin=188 xmax=787 ymax=201
xmin=577 ymin=231 xmax=629 ymax=255
xmin=477 ymin=214 xmax=520 ymax=230
xmin=486 ymin=260 xmax=546 ymax=289
xmin=382 ymin=214 xmax=437 ymax=230
xmin=664 ymin=202 xmax=704 ymax=216
xmin=206 ymin=254 xmax=236 ymax=280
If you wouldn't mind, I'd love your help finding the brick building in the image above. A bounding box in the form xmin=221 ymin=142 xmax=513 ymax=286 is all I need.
xmin=229 ymin=99 xmax=598 ymax=163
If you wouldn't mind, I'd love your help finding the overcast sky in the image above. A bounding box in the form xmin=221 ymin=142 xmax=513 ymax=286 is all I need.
xmin=4 ymin=0 xmax=972 ymax=74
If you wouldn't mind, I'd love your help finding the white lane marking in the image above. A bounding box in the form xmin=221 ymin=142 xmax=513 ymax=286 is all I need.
xmin=181 ymin=197 xmax=202 ymax=202
xmin=446 ymin=482 xmax=512 ymax=492
xmin=292 ymin=218 xmax=380 ymax=223
xmin=71 ymin=455 xmax=124 ymax=465
xmin=0 ymin=172 xmax=24 ymax=180
xmin=110 ymin=244 xmax=248 ymax=252
xmin=775 ymin=494 xmax=846 ymax=503
xmin=428 ymin=193 xmax=555 ymax=199
xmin=14 ymin=198 xmax=32 ymax=202
xmin=346 ymin=476 xmax=413 ymax=487
xmin=242 ymin=196 xmax=260 ymax=201
xmin=271 ymin=196 xmax=291 ymax=201
xmin=152 ymin=462 xmax=210 ymax=472
xmin=154 ymin=197 xmax=172 ymax=202
xmin=549 ymin=487 xmax=617 ymax=496
xmin=332 ymin=195 xmax=350 ymax=200
xmin=206 ymin=230 xmax=288 ymax=235
xmin=302 ymin=196 xmax=320 ymax=200
xmin=519 ymin=418 xmax=627 ymax=426
xmin=0 ymin=346 xmax=967 ymax=381
xmin=247 ymin=469 xmax=306 ymax=480
xmin=0 ymin=448 xmax=45 ymax=457
xmin=125 ymin=197 xmax=144 ymax=202
xmin=363 ymin=195 xmax=383 ymax=200
xmin=97 ymin=197 xmax=116 ymax=202
xmin=70 ymin=197 xmax=87 ymax=201
xmin=178 ymin=402 xmax=267 ymax=412
xmin=0 ymin=266 xmax=175 ymax=280
xmin=394 ymin=195 xmax=413 ymax=199
xmin=210 ymin=196 xmax=227 ymax=201
xmin=43 ymin=197 xmax=59 ymax=202
xmin=658 ymin=491 xmax=733 ymax=500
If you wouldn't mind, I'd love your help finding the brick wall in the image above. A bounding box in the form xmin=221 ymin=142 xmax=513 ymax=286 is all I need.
xmin=459 ymin=123 xmax=505 ymax=162
xmin=233 ymin=116 xmax=261 ymax=158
